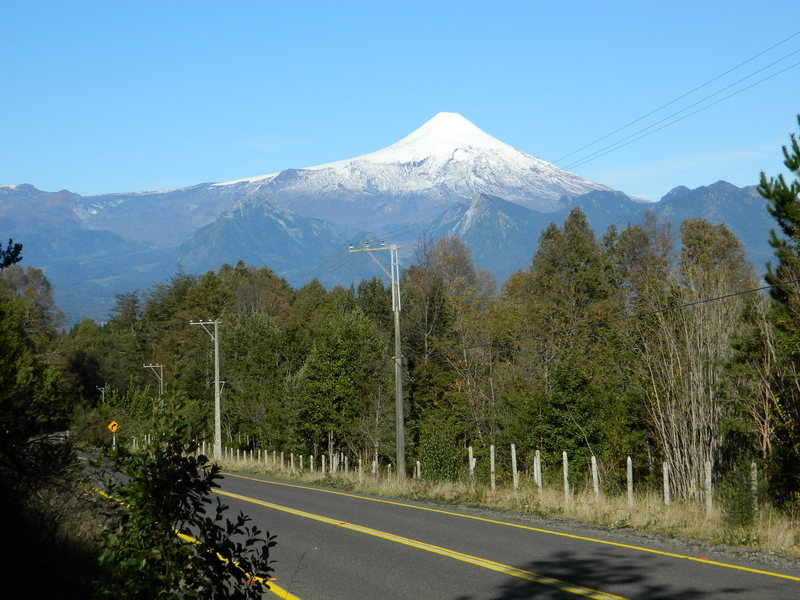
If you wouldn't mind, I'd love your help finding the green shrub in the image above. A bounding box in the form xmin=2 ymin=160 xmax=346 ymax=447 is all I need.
xmin=96 ymin=395 xmax=275 ymax=599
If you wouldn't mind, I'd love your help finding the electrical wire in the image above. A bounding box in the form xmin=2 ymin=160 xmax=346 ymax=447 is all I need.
xmin=553 ymin=31 xmax=800 ymax=164
xmin=403 ymin=277 xmax=800 ymax=361
xmin=552 ymin=30 xmax=800 ymax=170
xmin=564 ymin=58 xmax=800 ymax=171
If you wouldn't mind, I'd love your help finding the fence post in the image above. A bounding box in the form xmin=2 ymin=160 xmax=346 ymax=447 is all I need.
xmin=562 ymin=451 xmax=570 ymax=504
xmin=468 ymin=446 xmax=476 ymax=484
xmin=705 ymin=460 xmax=713 ymax=515
xmin=358 ymin=457 xmax=363 ymax=481
xmin=291 ymin=453 xmax=295 ymax=472
xmin=511 ymin=444 xmax=519 ymax=491
xmin=388 ymin=463 xmax=392 ymax=479
xmin=300 ymin=455 xmax=304 ymax=471
xmin=322 ymin=454 xmax=326 ymax=475
xmin=627 ymin=456 xmax=634 ymax=507
xmin=751 ymin=461 xmax=758 ymax=518
xmin=416 ymin=460 xmax=421 ymax=479
xmin=663 ymin=462 xmax=671 ymax=506
xmin=534 ymin=450 xmax=542 ymax=491
xmin=591 ymin=455 xmax=600 ymax=500
xmin=490 ymin=444 xmax=496 ymax=491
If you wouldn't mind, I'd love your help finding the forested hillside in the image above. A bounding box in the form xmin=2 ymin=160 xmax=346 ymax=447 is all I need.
xmin=10 ymin=200 xmax=789 ymax=508
xmin=3 ymin=120 xmax=800 ymax=546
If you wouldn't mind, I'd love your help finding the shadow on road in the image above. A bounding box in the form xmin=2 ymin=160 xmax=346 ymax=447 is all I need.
xmin=451 ymin=549 xmax=747 ymax=599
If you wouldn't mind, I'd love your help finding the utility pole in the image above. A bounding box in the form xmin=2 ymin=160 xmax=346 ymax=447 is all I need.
xmin=349 ymin=241 xmax=406 ymax=479
xmin=190 ymin=319 xmax=222 ymax=461
xmin=143 ymin=363 xmax=164 ymax=396
xmin=96 ymin=385 xmax=106 ymax=404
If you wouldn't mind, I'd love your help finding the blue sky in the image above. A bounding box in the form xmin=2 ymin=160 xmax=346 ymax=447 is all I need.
xmin=1 ymin=1 xmax=798 ymax=201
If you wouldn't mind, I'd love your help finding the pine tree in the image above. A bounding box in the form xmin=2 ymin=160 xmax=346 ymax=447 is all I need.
xmin=762 ymin=115 xmax=800 ymax=306
xmin=0 ymin=238 xmax=22 ymax=270
xmin=759 ymin=115 xmax=800 ymax=504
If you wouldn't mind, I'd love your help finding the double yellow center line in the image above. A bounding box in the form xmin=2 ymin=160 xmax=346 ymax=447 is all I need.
xmin=215 ymin=486 xmax=628 ymax=600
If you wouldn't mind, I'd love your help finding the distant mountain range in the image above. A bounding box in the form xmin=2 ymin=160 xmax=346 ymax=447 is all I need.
xmin=0 ymin=113 xmax=775 ymax=324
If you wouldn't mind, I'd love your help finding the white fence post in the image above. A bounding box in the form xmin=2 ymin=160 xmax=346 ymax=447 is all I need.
xmin=591 ymin=455 xmax=600 ymax=500
xmin=751 ymin=461 xmax=758 ymax=518
xmin=705 ymin=460 xmax=713 ymax=515
xmin=534 ymin=450 xmax=542 ymax=491
xmin=322 ymin=454 xmax=326 ymax=475
xmin=416 ymin=460 xmax=421 ymax=479
xmin=511 ymin=444 xmax=519 ymax=491
xmin=562 ymin=451 xmax=570 ymax=504
xmin=627 ymin=456 xmax=634 ymax=507
xmin=468 ymin=446 xmax=476 ymax=483
xmin=490 ymin=444 xmax=496 ymax=491
xmin=663 ymin=462 xmax=671 ymax=506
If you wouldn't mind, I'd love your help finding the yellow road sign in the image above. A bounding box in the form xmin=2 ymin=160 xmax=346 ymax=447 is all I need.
xmin=107 ymin=421 xmax=119 ymax=433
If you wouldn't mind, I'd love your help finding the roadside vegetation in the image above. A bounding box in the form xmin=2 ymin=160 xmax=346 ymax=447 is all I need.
xmin=1 ymin=117 xmax=800 ymax=594
xmin=213 ymin=456 xmax=800 ymax=558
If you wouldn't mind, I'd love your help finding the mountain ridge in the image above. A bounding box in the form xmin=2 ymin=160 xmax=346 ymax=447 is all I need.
xmin=0 ymin=113 xmax=776 ymax=323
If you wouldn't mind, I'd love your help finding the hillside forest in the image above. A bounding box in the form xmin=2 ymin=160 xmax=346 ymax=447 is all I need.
xmin=3 ymin=119 xmax=800 ymax=513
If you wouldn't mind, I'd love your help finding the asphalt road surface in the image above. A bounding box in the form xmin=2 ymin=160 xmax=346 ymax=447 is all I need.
xmin=214 ymin=471 xmax=800 ymax=600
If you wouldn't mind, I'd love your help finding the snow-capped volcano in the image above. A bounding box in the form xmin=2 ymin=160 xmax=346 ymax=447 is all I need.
xmin=216 ymin=112 xmax=611 ymax=229
xmin=314 ymin=111 xmax=513 ymax=166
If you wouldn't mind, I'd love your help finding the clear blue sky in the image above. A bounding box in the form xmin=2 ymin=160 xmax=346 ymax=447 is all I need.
xmin=1 ymin=1 xmax=798 ymax=201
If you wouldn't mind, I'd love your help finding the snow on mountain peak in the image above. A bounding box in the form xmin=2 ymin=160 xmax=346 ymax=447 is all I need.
xmin=313 ymin=112 xmax=513 ymax=168
xmin=213 ymin=111 xmax=611 ymax=217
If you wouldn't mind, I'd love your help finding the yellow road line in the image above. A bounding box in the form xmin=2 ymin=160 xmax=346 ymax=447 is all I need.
xmin=91 ymin=486 xmax=299 ymax=600
xmin=176 ymin=530 xmax=301 ymax=600
xmin=215 ymin=487 xmax=627 ymax=600
xmin=221 ymin=472 xmax=800 ymax=583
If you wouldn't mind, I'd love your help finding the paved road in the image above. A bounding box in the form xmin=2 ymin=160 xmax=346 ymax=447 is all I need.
xmin=215 ymin=471 xmax=800 ymax=599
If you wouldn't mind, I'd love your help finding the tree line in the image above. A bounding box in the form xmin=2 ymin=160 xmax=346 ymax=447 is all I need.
xmin=3 ymin=118 xmax=800 ymax=512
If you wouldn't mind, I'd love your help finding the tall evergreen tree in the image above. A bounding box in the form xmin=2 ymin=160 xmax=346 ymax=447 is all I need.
xmin=759 ymin=115 xmax=800 ymax=504
xmin=0 ymin=238 xmax=22 ymax=270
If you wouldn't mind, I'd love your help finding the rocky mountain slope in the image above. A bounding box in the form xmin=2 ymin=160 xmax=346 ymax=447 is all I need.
xmin=0 ymin=114 xmax=774 ymax=323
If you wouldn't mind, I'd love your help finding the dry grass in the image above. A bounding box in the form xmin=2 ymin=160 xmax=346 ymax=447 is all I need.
xmin=215 ymin=455 xmax=800 ymax=558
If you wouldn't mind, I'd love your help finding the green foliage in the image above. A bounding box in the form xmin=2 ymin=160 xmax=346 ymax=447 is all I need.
xmin=287 ymin=308 xmax=390 ymax=454
xmin=97 ymin=395 xmax=275 ymax=599
xmin=0 ymin=237 xmax=22 ymax=269
xmin=222 ymin=313 xmax=287 ymax=447
xmin=0 ymin=296 xmax=65 ymax=468
xmin=759 ymin=115 xmax=800 ymax=505
xmin=718 ymin=460 xmax=763 ymax=529
xmin=418 ymin=417 xmax=462 ymax=482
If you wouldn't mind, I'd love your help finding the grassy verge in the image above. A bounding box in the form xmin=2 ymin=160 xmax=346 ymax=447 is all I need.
xmin=215 ymin=457 xmax=800 ymax=559
xmin=1 ymin=460 xmax=106 ymax=599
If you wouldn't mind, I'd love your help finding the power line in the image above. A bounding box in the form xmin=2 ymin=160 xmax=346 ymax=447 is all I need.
xmin=553 ymin=29 xmax=800 ymax=169
xmin=565 ymin=59 xmax=800 ymax=171
xmin=409 ymin=277 xmax=800 ymax=361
